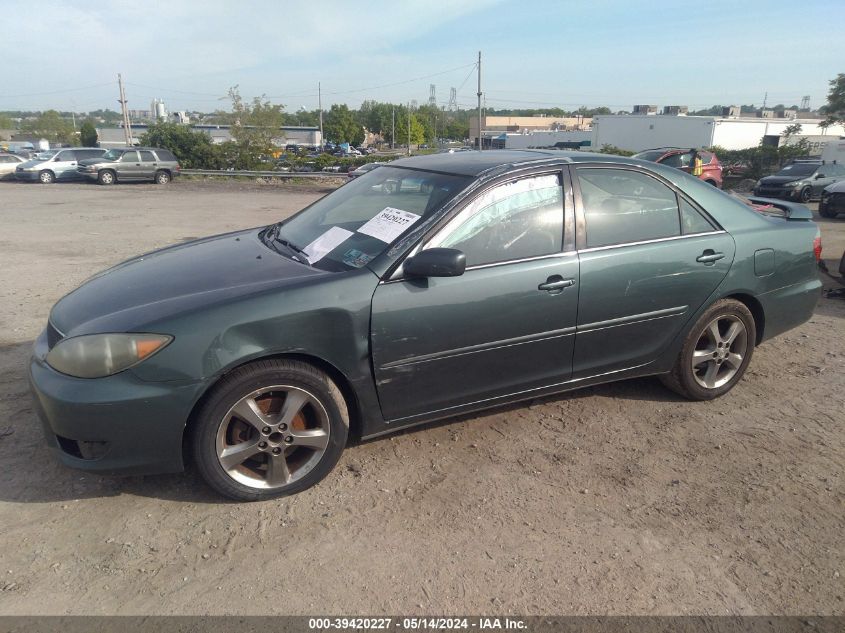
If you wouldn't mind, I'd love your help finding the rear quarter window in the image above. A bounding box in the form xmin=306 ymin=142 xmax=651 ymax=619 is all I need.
xmin=154 ymin=149 xmax=177 ymax=162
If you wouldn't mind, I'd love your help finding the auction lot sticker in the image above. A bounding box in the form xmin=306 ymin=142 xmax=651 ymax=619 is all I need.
xmin=303 ymin=226 xmax=354 ymax=263
xmin=358 ymin=208 xmax=421 ymax=243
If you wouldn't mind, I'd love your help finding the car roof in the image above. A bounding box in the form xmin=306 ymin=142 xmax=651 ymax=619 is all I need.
xmin=389 ymin=150 xmax=633 ymax=177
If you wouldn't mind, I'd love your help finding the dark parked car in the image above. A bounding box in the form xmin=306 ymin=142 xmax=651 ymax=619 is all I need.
xmin=753 ymin=160 xmax=845 ymax=203
xmin=15 ymin=148 xmax=108 ymax=183
xmin=633 ymin=147 xmax=723 ymax=188
xmin=347 ymin=162 xmax=384 ymax=179
xmin=819 ymin=180 xmax=845 ymax=218
xmin=77 ymin=147 xmax=180 ymax=185
xmin=30 ymin=151 xmax=822 ymax=500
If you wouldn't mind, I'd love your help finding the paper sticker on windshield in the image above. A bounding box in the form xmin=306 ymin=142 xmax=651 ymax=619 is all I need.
xmin=357 ymin=208 xmax=421 ymax=243
xmin=341 ymin=248 xmax=374 ymax=268
xmin=302 ymin=226 xmax=353 ymax=263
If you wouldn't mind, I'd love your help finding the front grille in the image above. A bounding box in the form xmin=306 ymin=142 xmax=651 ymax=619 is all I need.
xmin=46 ymin=321 xmax=64 ymax=349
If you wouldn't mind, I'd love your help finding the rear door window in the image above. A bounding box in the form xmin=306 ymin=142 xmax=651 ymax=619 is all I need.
xmin=139 ymin=150 xmax=156 ymax=162
xmin=576 ymin=168 xmax=681 ymax=248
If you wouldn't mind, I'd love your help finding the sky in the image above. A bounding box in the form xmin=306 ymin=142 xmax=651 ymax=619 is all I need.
xmin=2 ymin=0 xmax=843 ymax=114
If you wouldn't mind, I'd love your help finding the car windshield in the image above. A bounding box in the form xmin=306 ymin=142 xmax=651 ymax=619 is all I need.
xmin=633 ymin=150 xmax=668 ymax=162
xmin=36 ymin=150 xmax=58 ymax=160
xmin=775 ymin=163 xmax=818 ymax=177
xmin=266 ymin=165 xmax=471 ymax=272
xmin=102 ymin=149 xmax=125 ymax=160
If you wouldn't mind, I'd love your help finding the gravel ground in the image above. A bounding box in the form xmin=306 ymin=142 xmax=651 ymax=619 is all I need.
xmin=0 ymin=179 xmax=843 ymax=616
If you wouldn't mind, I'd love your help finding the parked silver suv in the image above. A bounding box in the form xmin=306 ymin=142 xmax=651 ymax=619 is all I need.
xmin=77 ymin=147 xmax=181 ymax=185
xmin=15 ymin=147 xmax=108 ymax=183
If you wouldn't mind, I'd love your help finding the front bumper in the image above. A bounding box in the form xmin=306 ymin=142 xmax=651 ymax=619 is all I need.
xmin=77 ymin=170 xmax=100 ymax=181
xmin=28 ymin=330 xmax=205 ymax=476
xmin=752 ymin=188 xmax=801 ymax=200
xmin=820 ymin=194 xmax=845 ymax=215
xmin=14 ymin=170 xmax=40 ymax=182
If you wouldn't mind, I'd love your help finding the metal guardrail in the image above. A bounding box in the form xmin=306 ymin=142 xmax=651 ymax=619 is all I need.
xmin=181 ymin=169 xmax=345 ymax=179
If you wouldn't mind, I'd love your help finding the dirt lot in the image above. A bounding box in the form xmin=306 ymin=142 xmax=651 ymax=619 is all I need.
xmin=0 ymin=179 xmax=843 ymax=616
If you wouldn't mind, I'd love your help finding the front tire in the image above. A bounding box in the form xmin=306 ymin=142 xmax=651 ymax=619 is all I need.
xmin=98 ymin=170 xmax=115 ymax=185
xmin=660 ymin=299 xmax=756 ymax=401
xmin=191 ymin=359 xmax=349 ymax=501
xmin=799 ymin=186 xmax=812 ymax=203
xmin=38 ymin=170 xmax=54 ymax=184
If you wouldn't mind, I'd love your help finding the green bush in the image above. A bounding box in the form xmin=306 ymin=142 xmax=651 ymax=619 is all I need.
xmin=140 ymin=122 xmax=225 ymax=169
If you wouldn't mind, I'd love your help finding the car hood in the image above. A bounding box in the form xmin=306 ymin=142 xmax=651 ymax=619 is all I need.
xmin=759 ymin=175 xmax=810 ymax=185
xmin=78 ymin=157 xmax=116 ymax=166
xmin=50 ymin=228 xmax=328 ymax=336
xmin=824 ymin=180 xmax=845 ymax=194
xmin=18 ymin=159 xmax=49 ymax=169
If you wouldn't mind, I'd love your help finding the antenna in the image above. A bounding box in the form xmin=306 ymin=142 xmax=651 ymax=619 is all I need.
xmin=429 ymin=84 xmax=437 ymax=108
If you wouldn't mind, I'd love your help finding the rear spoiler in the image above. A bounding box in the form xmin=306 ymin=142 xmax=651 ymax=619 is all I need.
xmin=746 ymin=196 xmax=814 ymax=221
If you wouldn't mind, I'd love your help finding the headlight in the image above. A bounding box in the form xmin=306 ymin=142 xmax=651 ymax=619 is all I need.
xmin=791 ymin=181 xmax=805 ymax=189
xmin=46 ymin=333 xmax=172 ymax=378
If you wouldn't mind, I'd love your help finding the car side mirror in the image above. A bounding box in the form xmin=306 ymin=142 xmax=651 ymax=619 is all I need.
xmin=816 ymin=174 xmax=825 ymax=179
xmin=404 ymin=248 xmax=466 ymax=278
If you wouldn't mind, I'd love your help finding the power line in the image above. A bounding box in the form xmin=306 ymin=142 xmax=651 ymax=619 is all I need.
xmin=0 ymin=81 xmax=115 ymax=99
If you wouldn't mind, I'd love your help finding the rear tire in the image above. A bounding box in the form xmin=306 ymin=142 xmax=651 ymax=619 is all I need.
xmin=191 ymin=359 xmax=349 ymax=501
xmin=154 ymin=170 xmax=171 ymax=185
xmin=98 ymin=170 xmax=115 ymax=185
xmin=38 ymin=170 xmax=54 ymax=184
xmin=660 ymin=299 xmax=756 ymax=401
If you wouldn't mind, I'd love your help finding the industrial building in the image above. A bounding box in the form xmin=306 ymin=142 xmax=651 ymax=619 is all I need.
xmin=95 ymin=124 xmax=322 ymax=149
xmin=470 ymin=115 xmax=592 ymax=148
xmin=591 ymin=112 xmax=845 ymax=152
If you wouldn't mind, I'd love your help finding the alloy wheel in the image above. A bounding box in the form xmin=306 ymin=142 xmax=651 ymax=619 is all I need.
xmin=691 ymin=315 xmax=748 ymax=389
xmin=215 ymin=385 xmax=330 ymax=489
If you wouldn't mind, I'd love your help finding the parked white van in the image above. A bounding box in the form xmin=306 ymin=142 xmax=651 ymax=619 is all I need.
xmin=14 ymin=147 xmax=108 ymax=184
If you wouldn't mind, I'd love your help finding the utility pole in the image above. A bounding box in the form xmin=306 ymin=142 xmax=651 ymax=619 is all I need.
xmin=477 ymin=51 xmax=482 ymax=151
xmin=391 ymin=106 xmax=395 ymax=150
xmin=407 ymin=102 xmax=411 ymax=156
xmin=318 ymin=82 xmax=324 ymax=151
xmin=118 ymin=73 xmax=132 ymax=146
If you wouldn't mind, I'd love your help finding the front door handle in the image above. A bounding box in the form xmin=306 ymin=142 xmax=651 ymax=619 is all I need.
xmin=538 ymin=276 xmax=575 ymax=293
xmin=696 ymin=250 xmax=725 ymax=265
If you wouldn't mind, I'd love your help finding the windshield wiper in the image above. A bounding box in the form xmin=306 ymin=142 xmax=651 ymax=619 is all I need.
xmin=265 ymin=223 xmax=308 ymax=262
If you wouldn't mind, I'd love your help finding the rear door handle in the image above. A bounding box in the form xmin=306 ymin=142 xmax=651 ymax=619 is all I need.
xmin=538 ymin=276 xmax=575 ymax=292
xmin=696 ymin=251 xmax=725 ymax=265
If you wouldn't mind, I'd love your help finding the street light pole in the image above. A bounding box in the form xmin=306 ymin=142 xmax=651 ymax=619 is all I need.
xmin=477 ymin=51 xmax=482 ymax=151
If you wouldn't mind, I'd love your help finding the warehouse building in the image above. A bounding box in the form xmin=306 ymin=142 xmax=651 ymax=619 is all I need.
xmin=591 ymin=113 xmax=845 ymax=152
xmin=470 ymin=115 xmax=592 ymax=148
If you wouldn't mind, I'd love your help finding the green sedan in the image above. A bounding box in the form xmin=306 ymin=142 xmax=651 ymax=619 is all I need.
xmin=29 ymin=151 xmax=823 ymax=500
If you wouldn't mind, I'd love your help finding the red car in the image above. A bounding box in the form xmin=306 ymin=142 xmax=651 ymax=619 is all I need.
xmin=633 ymin=147 xmax=723 ymax=188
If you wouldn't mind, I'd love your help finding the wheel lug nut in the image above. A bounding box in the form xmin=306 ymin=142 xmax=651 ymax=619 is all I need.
xmin=279 ymin=423 xmax=287 ymax=431
xmin=284 ymin=436 xmax=293 ymax=444
xmin=272 ymin=447 xmax=281 ymax=455
xmin=259 ymin=441 xmax=268 ymax=449
xmin=262 ymin=427 xmax=271 ymax=434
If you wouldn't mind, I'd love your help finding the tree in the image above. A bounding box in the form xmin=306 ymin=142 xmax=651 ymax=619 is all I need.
xmin=324 ymin=104 xmax=364 ymax=145
xmin=79 ymin=120 xmax=98 ymax=147
xmin=782 ymin=123 xmax=802 ymax=142
xmin=21 ymin=110 xmax=77 ymax=144
xmin=226 ymin=86 xmax=286 ymax=168
xmin=0 ymin=114 xmax=14 ymax=129
xmin=822 ymin=73 xmax=845 ymax=127
xmin=140 ymin=122 xmax=224 ymax=169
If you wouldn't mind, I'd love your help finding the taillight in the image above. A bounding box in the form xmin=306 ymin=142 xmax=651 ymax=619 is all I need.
xmin=813 ymin=233 xmax=822 ymax=262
